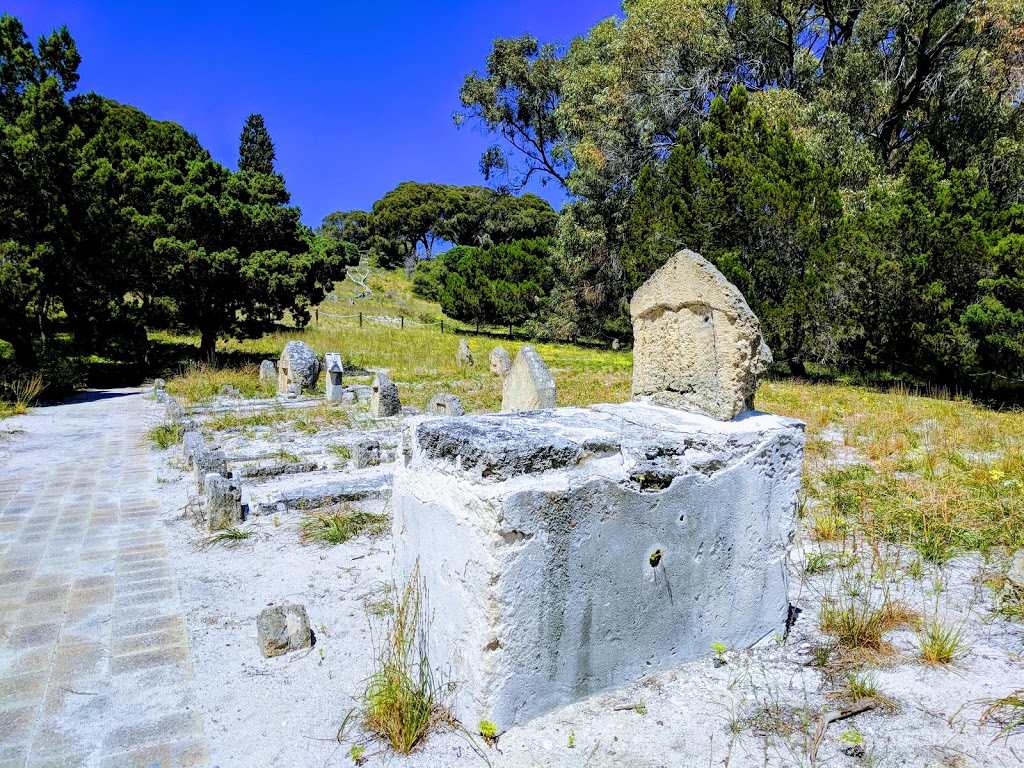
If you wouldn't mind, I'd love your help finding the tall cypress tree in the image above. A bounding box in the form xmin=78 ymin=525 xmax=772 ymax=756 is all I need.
xmin=238 ymin=113 xmax=276 ymax=174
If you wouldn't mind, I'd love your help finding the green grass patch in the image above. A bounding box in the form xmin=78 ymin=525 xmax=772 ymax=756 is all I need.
xmin=297 ymin=506 xmax=388 ymax=545
xmin=147 ymin=422 xmax=183 ymax=449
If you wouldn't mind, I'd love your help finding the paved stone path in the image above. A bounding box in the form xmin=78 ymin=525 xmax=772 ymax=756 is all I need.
xmin=0 ymin=390 xmax=207 ymax=767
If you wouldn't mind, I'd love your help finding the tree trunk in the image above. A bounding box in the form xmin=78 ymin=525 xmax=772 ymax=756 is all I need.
xmin=199 ymin=328 xmax=219 ymax=366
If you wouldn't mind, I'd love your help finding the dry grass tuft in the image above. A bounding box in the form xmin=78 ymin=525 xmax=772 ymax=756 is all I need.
xmin=297 ymin=506 xmax=388 ymax=545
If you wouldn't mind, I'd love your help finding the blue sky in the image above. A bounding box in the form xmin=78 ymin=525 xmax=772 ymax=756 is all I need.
xmin=10 ymin=1 xmax=622 ymax=227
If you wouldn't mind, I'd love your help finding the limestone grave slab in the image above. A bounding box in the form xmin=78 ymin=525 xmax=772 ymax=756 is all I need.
xmin=489 ymin=346 xmax=512 ymax=376
xmin=501 ymin=345 xmax=556 ymax=412
xmin=393 ymin=402 xmax=803 ymax=730
xmin=456 ymin=338 xmax=474 ymax=367
xmin=205 ymin=473 xmax=243 ymax=531
xmin=630 ymin=249 xmax=771 ymax=420
xmin=426 ymin=393 xmax=465 ymax=417
xmin=278 ymin=341 xmax=320 ymax=394
xmin=370 ymin=371 xmax=401 ymax=417
xmin=325 ymin=353 xmax=344 ymax=402
xmin=193 ymin=448 xmax=227 ymax=494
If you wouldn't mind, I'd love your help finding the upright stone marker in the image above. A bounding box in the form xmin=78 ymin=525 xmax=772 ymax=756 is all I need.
xmin=324 ymin=353 xmax=344 ymax=402
xmin=205 ymin=473 xmax=243 ymax=531
xmin=370 ymin=371 xmax=401 ymax=417
xmin=259 ymin=360 xmax=277 ymax=381
xmin=489 ymin=346 xmax=512 ymax=376
xmin=630 ymin=249 xmax=771 ymax=420
xmin=278 ymin=341 xmax=321 ymax=395
xmin=193 ymin=449 xmax=227 ymax=494
xmin=426 ymin=393 xmax=465 ymax=417
xmin=501 ymin=346 xmax=556 ymax=412
xmin=456 ymin=339 xmax=474 ymax=367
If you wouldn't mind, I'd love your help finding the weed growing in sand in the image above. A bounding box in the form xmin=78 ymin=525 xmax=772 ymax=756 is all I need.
xmin=203 ymin=408 xmax=289 ymax=432
xmin=297 ymin=506 xmax=388 ymax=545
xmin=340 ymin=562 xmax=453 ymax=754
xmin=917 ymin=615 xmax=970 ymax=664
xmin=980 ymin=690 xmax=1024 ymax=739
xmin=330 ymin=444 xmax=353 ymax=461
xmin=147 ymin=423 xmax=183 ymax=449
xmin=819 ymin=592 xmax=917 ymax=653
xmin=479 ymin=720 xmax=497 ymax=745
xmin=163 ymin=361 xmax=274 ymax=403
xmin=200 ymin=525 xmax=258 ymax=549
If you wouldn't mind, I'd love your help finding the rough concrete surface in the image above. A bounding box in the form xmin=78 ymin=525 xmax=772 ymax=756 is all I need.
xmin=631 ymin=249 xmax=772 ymax=420
xmin=394 ymin=403 xmax=805 ymax=728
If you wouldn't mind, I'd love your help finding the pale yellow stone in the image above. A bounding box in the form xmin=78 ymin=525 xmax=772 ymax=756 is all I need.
xmin=630 ymin=249 xmax=771 ymax=420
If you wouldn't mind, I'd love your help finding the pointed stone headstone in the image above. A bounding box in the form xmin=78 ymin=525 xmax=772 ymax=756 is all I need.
xmin=630 ymin=249 xmax=771 ymax=421
xmin=324 ymin=353 xmax=344 ymax=402
xmin=501 ymin=346 xmax=556 ymax=412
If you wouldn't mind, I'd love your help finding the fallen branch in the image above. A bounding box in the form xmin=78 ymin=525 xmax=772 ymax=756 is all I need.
xmin=612 ymin=702 xmax=646 ymax=713
xmin=809 ymin=701 xmax=875 ymax=766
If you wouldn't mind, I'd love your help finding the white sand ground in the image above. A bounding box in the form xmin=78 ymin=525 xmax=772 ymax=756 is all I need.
xmin=140 ymin=388 xmax=1024 ymax=768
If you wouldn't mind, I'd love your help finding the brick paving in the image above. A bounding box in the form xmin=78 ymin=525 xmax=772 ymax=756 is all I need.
xmin=0 ymin=390 xmax=207 ymax=767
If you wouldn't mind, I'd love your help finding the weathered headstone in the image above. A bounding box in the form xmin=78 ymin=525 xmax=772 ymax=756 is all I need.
xmin=324 ymin=353 xmax=344 ymax=402
xmin=257 ymin=603 xmax=312 ymax=658
xmin=183 ymin=431 xmax=205 ymax=468
xmin=353 ymin=438 xmax=381 ymax=469
xmin=193 ymin=448 xmax=227 ymax=494
xmin=220 ymin=384 xmax=241 ymax=398
xmin=278 ymin=341 xmax=321 ymax=394
xmin=153 ymin=378 xmax=166 ymax=390
xmin=611 ymin=339 xmax=620 ymax=351
xmin=426 ymin=393 xmax=465 ymax=417
xmin=370 ymin=372 xmax=401 ymax=417
xmin=489 ymin=346 xmax=512 ymax=376
xmin=630 ymin=249 xmax=772 ymax=421
xmin=456 ymin=339 xmax=474 ymax=367
xmin=501 ymin=346 xmax=556 ymax=412
xmin=205 ymin=473 xmax=243 ymax=531
xmin=258 ymin=360 xmax=277 ymax=380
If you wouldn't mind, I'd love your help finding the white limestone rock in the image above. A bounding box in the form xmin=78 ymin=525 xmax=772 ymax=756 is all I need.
xmin=501 ymin=345 xmax=556 ymax=412
xmin=489 ymin=346 xmax=512 ymax=376
xmin=426 ymin=393 xmax=465 ymax=417
xmin=393 ymin=402 xmax=803 ymax=731
xmin=630 ymin=249 xmax=772 ymax=420
xmin=278 ymin=341 xmax=321 ymax=394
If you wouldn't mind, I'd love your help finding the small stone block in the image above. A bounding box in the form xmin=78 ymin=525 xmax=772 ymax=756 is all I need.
xmin=258 ymin=359 xmax=277 ymax=380
xmin=489 ymin=346 xmax=512 ymax=376
xmin=353 ymin=439 xmax=381 ymax=469
xmin=426 ymin=393 xmax=465 ymax=417
xmin=456 ymin=338 xmax=474 ymax=367
xmin=193 ymin=449 xmax=227 ymax=494
xmin=370 ymin=372 xmax=401 ymax=417
xmin=257 ymin=603 xmax=312 ymax=657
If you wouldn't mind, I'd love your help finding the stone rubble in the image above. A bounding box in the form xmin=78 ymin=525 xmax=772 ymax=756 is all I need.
xmin=256 ymin=603 xmax=312 ymax=658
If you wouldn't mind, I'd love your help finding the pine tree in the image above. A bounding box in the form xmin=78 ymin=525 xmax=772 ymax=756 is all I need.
xmin=238 ymin=113 xmax=276 ymax=174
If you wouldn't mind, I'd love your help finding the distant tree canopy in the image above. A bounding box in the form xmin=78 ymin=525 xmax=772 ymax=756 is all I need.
xmin=322 ymin=182 xmax=557 ymax=271
xmin=414 ymin=238 xmax=554 ymax=329
xmin=238 ymin=113 xmax=276 ymax=175
xmin=0 ymin=14 xmax=346 ymax=377
xmin=460 ymin=0 xmax=1024 ymax=392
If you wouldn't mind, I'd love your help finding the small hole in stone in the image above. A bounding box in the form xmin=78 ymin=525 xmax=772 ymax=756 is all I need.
xmin=679 ymin=514 xmax=685 ymax=522
xmin=649 ymin=549 xmax=664 ymax=567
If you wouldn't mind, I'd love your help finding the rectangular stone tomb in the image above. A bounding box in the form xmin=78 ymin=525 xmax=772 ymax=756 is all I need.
xmin=392 ymin=402 xmax=803 ymax=730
